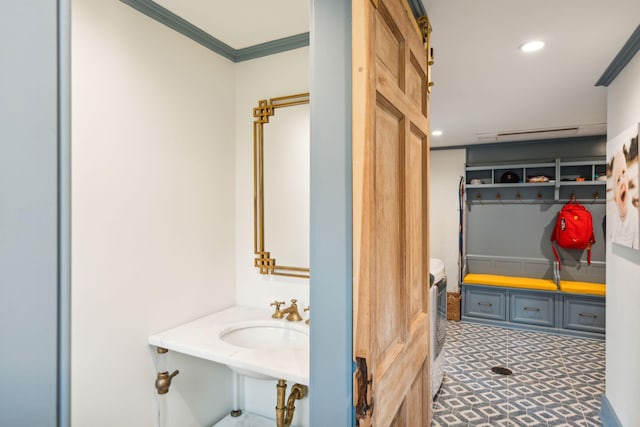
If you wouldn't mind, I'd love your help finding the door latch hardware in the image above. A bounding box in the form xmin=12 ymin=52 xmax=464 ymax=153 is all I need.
xmin=355 ymin=357 xmax=374 ymax=423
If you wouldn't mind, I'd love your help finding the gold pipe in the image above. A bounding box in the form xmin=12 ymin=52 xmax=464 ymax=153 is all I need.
xmin=284 ymin=384 xmax=308 ymax=426
xmin=275 ymin=380 xmax=287 ymax=426
xmin=275 ymin=380 xmax=308 ymax=427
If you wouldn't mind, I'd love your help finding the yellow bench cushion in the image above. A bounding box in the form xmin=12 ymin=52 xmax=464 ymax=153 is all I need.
xmin=464 ymin=273 xmax=558 ymax=291
xmin=559 ymin=281 xmax=606 ymax=296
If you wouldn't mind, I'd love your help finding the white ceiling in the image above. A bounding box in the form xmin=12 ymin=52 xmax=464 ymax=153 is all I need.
xmin=153 ymin=0 xmax=640 ymax=148
xmin=425 ymin=0 xmax=640 ymax=148
xmin=154 ymin=0 xmax=309 ymax=49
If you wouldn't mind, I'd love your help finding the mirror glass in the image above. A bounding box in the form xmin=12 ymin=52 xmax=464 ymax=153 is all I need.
xmin=254 ymin=93 xmax=310 ymax=278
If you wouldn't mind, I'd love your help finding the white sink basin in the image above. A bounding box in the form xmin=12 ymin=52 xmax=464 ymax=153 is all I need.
xmin=148 ymin=306 xmax=310 ymax=384
xmin=218 ymin=319 xmax=309 ymax=380
xmin=219 ymin=321 xmax=308 ymax=350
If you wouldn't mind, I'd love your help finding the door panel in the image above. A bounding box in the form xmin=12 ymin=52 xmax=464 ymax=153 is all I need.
xmin=375 ymin=4 xmax=404 ymax=88
xmin=353 ymin=0 xmax=431 ymax=425
xmin=374 ymin=97 xmax=405 ymax=359
xmin=408 ymin=54 xmax=427 ymax=116
xmin=407 ymin=125 xmax=428 ymax=320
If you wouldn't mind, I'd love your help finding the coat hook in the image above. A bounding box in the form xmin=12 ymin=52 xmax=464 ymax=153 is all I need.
xmin=496 ymin=192 xmax=501 ymax=201
xmin=570 ymin=192 xmax=576 ymax=201
xmin=593 ymin=191 xmax=600 ymax=199
xmin=476 ymin=192 xmax=482 ymax=200
xmin=536 ymin=191 xmax=542 ymax=200
xmin=515 ymin=191 xmax=521 ymax=200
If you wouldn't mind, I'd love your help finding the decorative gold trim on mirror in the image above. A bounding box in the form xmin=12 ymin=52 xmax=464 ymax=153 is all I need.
xmin=253 ymin=92 xmax=310 ymax=278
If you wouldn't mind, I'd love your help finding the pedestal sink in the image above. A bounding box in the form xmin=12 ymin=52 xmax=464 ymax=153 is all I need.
xmin=148 ymin=306 xmax=310 ymax=384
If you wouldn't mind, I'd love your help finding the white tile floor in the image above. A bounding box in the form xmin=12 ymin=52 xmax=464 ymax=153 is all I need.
xmin=431 ymin=321 xmax=605 ymax=426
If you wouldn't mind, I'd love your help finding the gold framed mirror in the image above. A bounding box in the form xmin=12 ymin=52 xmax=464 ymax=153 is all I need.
xmin=253 ymin=92 xmax=310 ymax=278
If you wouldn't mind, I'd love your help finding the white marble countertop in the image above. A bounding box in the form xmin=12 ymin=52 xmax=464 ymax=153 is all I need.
xmin=148 ymin=305 xmax=309 ymax=385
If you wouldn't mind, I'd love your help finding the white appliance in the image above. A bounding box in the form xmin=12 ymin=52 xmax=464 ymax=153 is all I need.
xmin=429 ymin=258 xmax=447 ymax=399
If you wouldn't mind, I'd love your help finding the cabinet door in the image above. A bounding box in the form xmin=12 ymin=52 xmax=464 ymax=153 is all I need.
xmin=562 ymin=296 xmax=606 ymax=334
xmin=510 ymin=292 xmax=555 ymax=327
xmin=463 ymin=286 xmax=506 ymax=320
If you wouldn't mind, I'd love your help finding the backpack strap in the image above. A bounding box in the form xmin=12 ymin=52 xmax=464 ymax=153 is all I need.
xmin=552 ymin=241 xmax=562 ymax=271
xmin=551 ymin=222 xmax=561 ymax=270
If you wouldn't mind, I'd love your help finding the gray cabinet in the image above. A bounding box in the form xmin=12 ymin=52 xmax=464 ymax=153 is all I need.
xmin=461 ymin=284 xmax=605 ymax=339
xmin=562 ymin=295 xmax=606 ymax=334
xmin=509 ymin=291 xmax=555 ymax=328
xmin=463 ymin=287 xmax=506 ymax=320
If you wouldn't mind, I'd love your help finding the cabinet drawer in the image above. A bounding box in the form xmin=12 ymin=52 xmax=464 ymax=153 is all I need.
xmin=562 ymin=296 xmax=605 ymax=333
xmin=464 ymin=287 xmax=505 ymax=320
xmin=510 ymin=292 xmax=555 ymax=327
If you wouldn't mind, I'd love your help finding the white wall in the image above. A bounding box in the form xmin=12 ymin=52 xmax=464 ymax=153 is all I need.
xmin=72 ymin=1 xmax=236 ymax=426
xmin=605 ymin=49 xmax=640 ymax=427
xmin=233 ymin=48 xmax=310 ymax=425
xmin=234 ymin=49 xmax=310 ymax=311
xmin=429 ymin=149 xmax=466 ymax=291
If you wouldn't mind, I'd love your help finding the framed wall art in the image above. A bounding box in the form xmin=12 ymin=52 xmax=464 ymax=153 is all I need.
xmin=606 ymin=123 xmax=640 ymax=249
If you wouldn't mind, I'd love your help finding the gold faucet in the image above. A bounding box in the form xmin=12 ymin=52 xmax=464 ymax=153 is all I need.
xmin=155 ymin=370 xmax=179 ymax=395
xmin=281 ymin=299 xmax=303 ymax=321
xmin=270 ymin=300 xmax=285 ymax=319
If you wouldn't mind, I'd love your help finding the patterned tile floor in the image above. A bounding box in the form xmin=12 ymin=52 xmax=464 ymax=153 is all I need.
xmin=431 ymin=321 xmax=605 ymax=426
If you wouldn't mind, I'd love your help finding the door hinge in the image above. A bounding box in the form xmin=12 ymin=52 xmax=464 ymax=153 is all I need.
xmin=417 ymin=15 xmax=435 ymax=92
xmin=416 ymin=15 xmax=432 ymax=45
xmin=355 ymin=357 xmax=374 ymax=423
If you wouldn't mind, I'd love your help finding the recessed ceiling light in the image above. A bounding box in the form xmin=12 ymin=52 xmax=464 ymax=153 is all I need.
xmin=431 ymin=130 xmax=443 ymax=136
xmin=519 ymin=40 xmax=545 ymax=53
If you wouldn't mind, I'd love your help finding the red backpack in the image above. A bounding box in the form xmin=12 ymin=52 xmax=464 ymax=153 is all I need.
xmin=551 ymin=200 xmax=595 ymax=270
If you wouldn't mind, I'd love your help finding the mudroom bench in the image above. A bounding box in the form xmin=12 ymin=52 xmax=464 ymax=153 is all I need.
xmin=461 ymin=256 xmax=606 ymax=340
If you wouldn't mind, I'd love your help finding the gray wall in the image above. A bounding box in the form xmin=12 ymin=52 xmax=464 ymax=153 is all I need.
xmin=465 ymin=138 xmax=607 ymax=283
xmin=466 ymin=203 xmax=606 ymax=262
xmin=0 ymin=2 xmax=66 ymax=426
xmin=309 ymin=0 xmax=353 ymax=425
xmin=466 ymin=136 xmax=606 ymax=164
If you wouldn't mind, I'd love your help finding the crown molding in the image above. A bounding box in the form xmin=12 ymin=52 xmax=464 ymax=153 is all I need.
xmin=596 ymin=24 xmax=640 ymax=87
xmin=236 ymin=33 xmax=310 ymax=62
xmin=120 ymin=0 xmax=309 ymax=62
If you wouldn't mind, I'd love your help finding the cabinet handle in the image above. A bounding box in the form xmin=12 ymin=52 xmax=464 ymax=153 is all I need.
xmin=477 ymin=302 xmax=492 ymax=307
xmin=523 ymin=307 xmax=540 ymax=312
xmin=579 ymin=312 xmax=598 ymax=319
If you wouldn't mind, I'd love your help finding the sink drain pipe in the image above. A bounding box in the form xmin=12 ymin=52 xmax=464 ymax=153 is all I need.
xmin=275 ymin=380 xmax=308 ymax=427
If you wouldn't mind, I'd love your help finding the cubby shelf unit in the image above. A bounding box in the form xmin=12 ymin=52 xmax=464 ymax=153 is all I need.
xmin=465 ymin=158 xmax=606 ymax=204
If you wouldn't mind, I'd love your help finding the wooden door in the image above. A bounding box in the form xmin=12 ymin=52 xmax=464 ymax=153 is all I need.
xmin=352 ymin=0 xmax=431 ymax=426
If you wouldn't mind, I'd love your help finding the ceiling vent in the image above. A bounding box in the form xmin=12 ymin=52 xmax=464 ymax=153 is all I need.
xmin=476 ymin=123 xmax=606 ymax=142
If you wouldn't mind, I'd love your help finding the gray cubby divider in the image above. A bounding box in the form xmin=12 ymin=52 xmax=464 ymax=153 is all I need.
xmin=464 ymin=137 xmax=607 ymax=281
